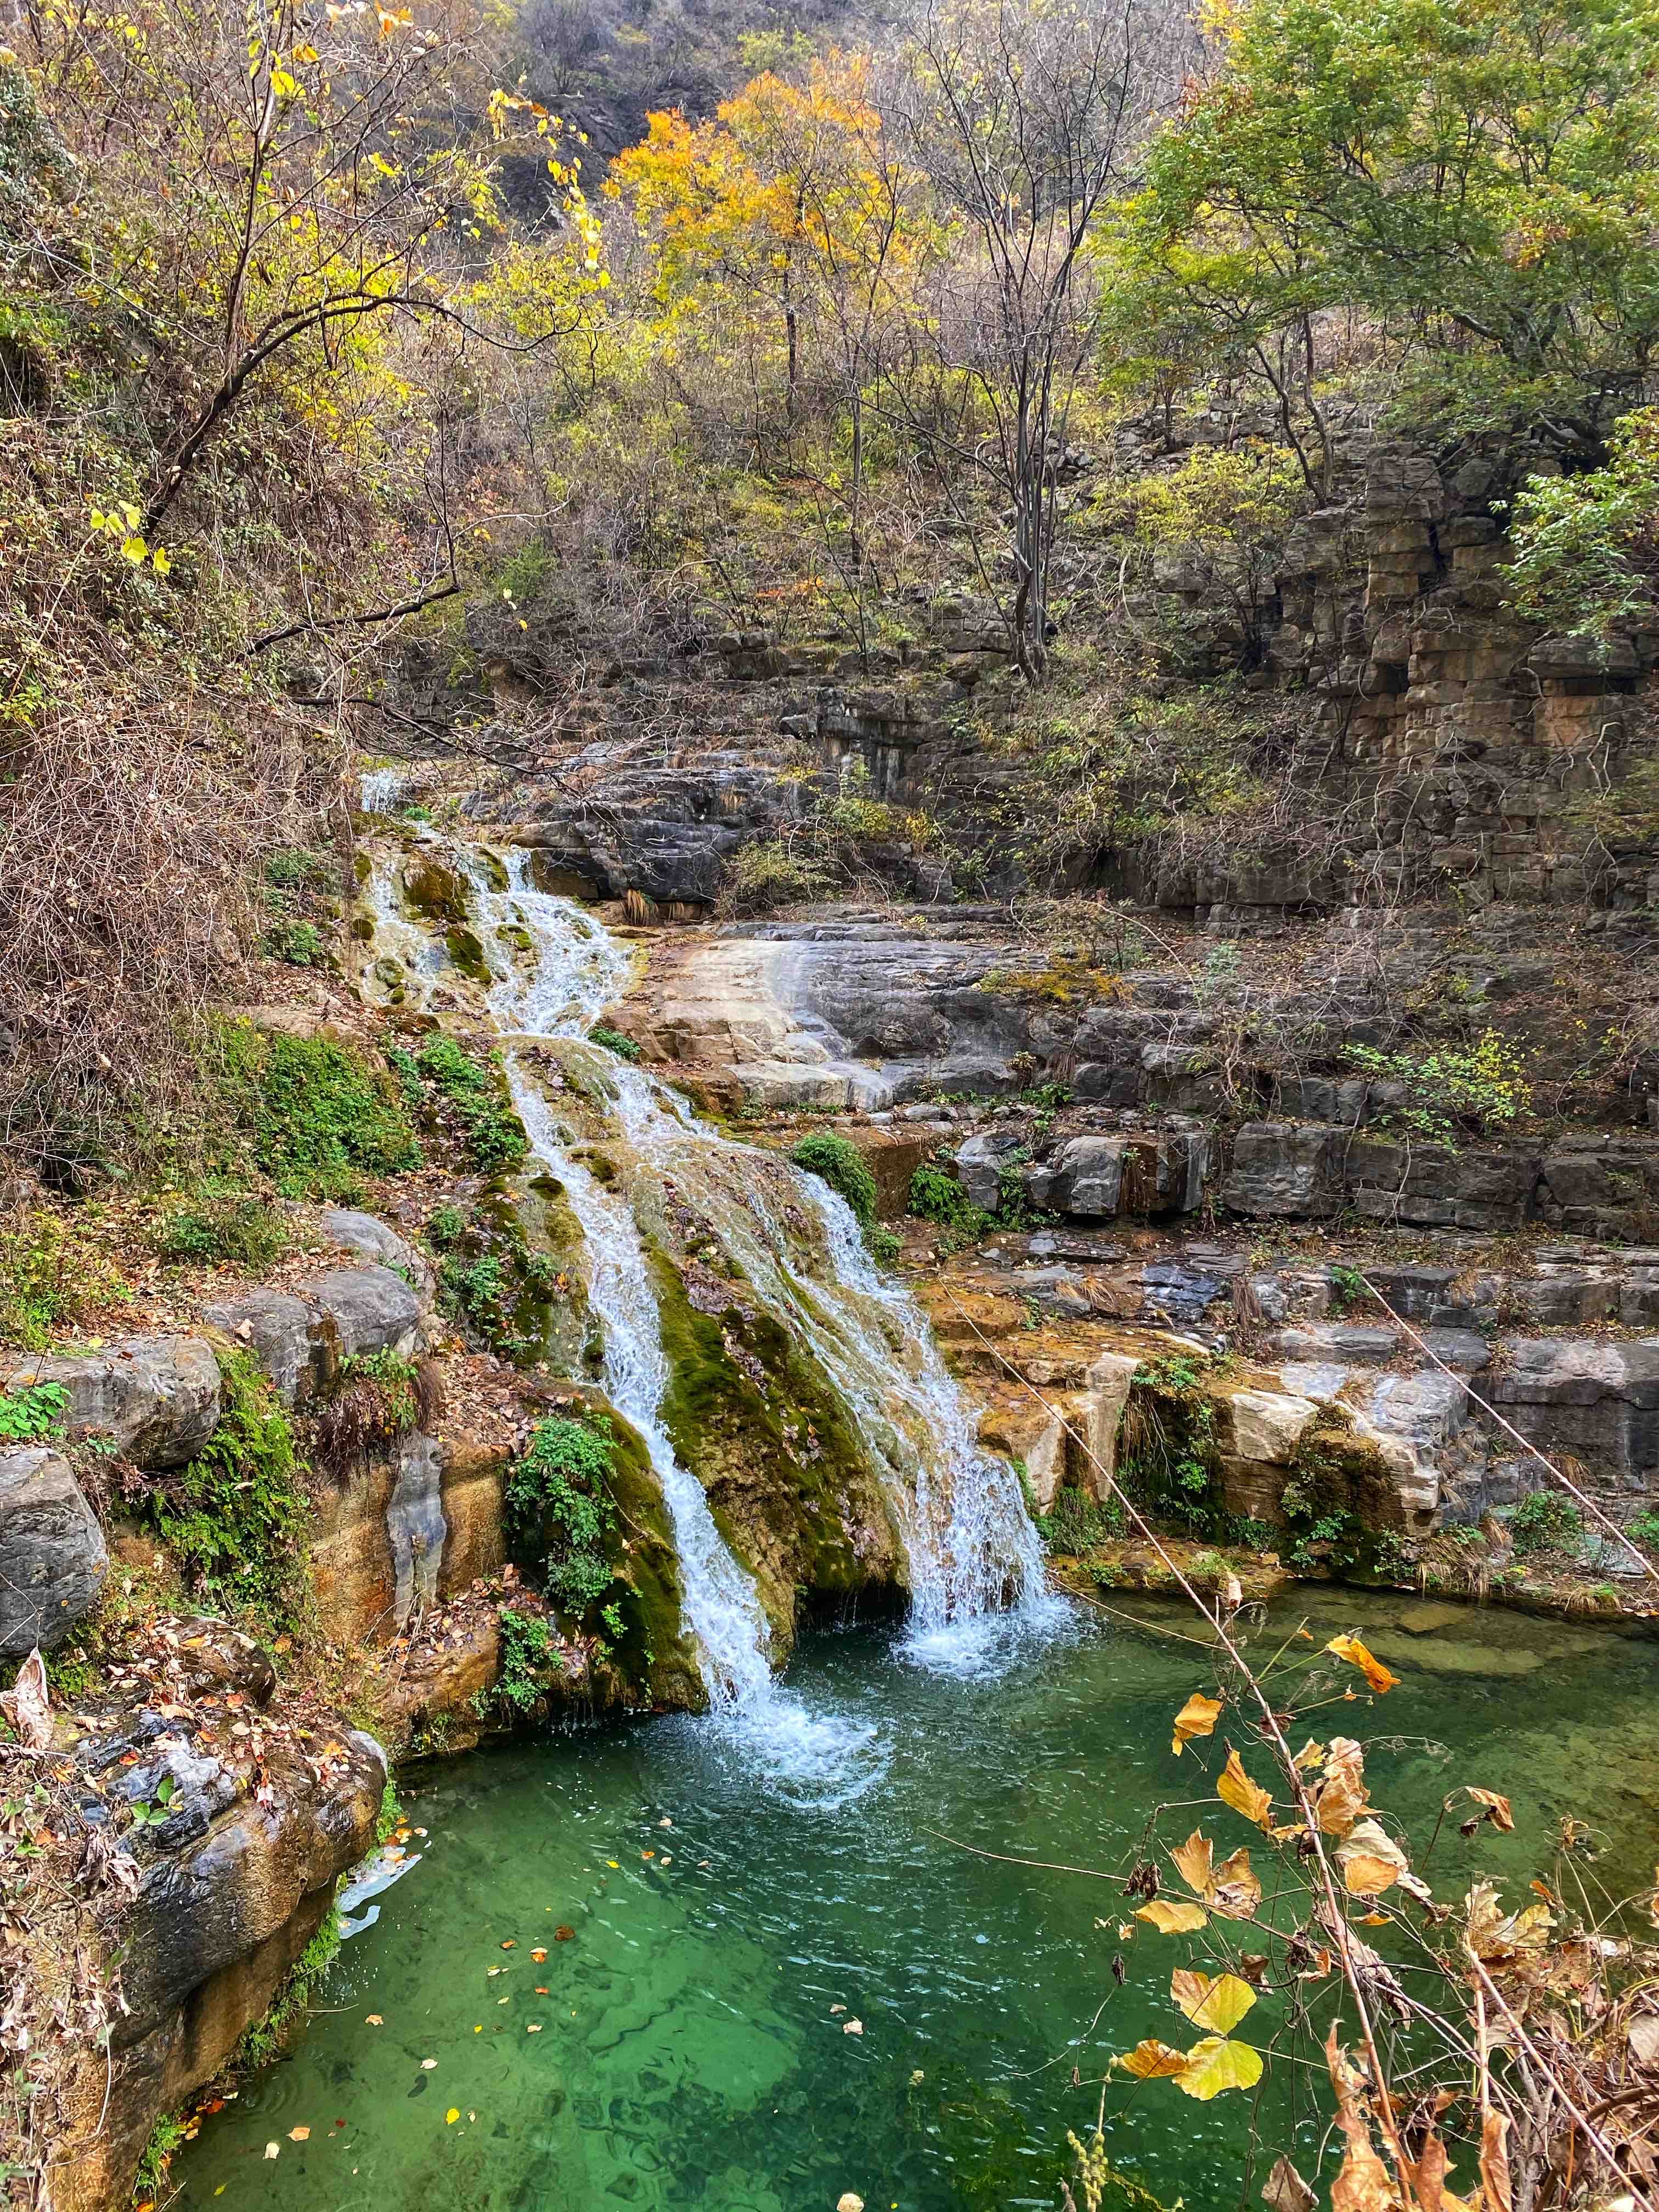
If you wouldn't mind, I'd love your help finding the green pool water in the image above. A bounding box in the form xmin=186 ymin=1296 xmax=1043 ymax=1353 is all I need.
xmin=173 ymin=1591 xmax=1659 ymax=2212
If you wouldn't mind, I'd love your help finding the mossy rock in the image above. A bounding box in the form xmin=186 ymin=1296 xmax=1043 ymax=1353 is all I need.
xmin=401 ymin=854 xmax=470 ymax=924
xmin=591 ymin=1394 xmax=704 ymax=1709
xmin=647 ymin=1246 xmax=904 ymax=1657
xmin=444 ymin=926 xmax=492 ymax=984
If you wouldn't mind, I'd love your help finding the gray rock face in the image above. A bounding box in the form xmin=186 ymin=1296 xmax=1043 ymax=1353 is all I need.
xmin=1487 ymin=1338 xmax=1659 ymax=1501
xmin=0 ymin=1336 xmax=221 ymax=1468
xmin=319 ymin=1209 xmax=437 ymax=1302
xmin=954 ymin=1132 xmax=1011 ymax=1210
xmin=0 ymin=1448 xmax=108 ymax=1653
xmin=202 ymin=1289 xmax=322 ymax=1407
xmin=1221 ymin=1123 xmax=1345 ymax=1218
xmin=300 ymin=1265 xmax=424 ymax=1362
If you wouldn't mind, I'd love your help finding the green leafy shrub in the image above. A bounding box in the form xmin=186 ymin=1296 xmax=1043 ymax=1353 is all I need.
xmin=1341 ymin=1030 xmax=1532 ymax=1140
xmin=1626 ymin=1508 xmax=1659 ymax=1553
xmin=1036 ymin=1486 xmax=1125 ymax=1554
xmin=264 ymin=848 xmax=337 ymax=893
xmin=217 ymin=1025 xmax=420 ymax=1200
xmin=1505 ymin=409 xmax=1659 ymax=640
xmin=589 ymin=1026 xmax=641 ymax=1062
xmin=1117 ymin=1355 xmax=1226 ymax=1538
xmin=506 ymin=1414 xmax=619 ymax=1617
xmin=791 ymin=1132 xmax=878 ymax=1231
xmin=142 ymin=1350 xmax=309 ymax=1636
xmin=1510 ymin=1488 xmax=1584 ymax=1559
xmin=0 ymin=1381 xmax=68 ymax=1443
xmin=426 ymin=1201 xmax=467 ymax=1249
xmin=432 ymin=1197 xmax=561 ymax=1362
xmin=1328 ymin=1263 xmax=1367 ymax=1314
xmin=388 ymin=1036 xmax=526 ymax=1174
xmin=263 ymin=919 xmax=325 ymax=968
xmin=153 ymin=1192 xmax=288 ymax=1271
xmin=495 ymin=1607 xmax=563 ymax=1714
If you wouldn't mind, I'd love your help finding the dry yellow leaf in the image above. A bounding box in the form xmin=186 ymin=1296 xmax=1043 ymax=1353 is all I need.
xmin=1326 ymin=1633 xmax=1400 ymax=1695
xmin=1171 ymin=1691 xmax=1222 ymax=1756
xmin=1135 ymin=1897 xmax=1209 ymax=1934
xmin=1294 ymin=1739 xmax=1325 ymax=1772
xmin=1342 ymin=1853 xmax=1402 ymax=1898
xmin=1326 ymin=2025 xmax=1397 ymax=2212
xmin=1316 ymin=1737 xmax=1370 ymax=1837
xmin=1114 ymin=2038 xmax=1189 ymax=2078
xmin=1209 ymin=1846 xmax=1262 ymax=1921
xmin=1217 ymin=1747 xmax=1273 ymax=1829
xmin=288 ymin=2127 xmax=309 ymax=2142
xmin=1172 ymin=1829 xmax=1214 ymax=1897
xmin=1467 ymin=1787 xmax=1514 ymax=1832
xmin=1170 ymin=1968 xmax=1257 ymax=2033
xmin=1480 ymin=2107 xmax=1513 ymax=2212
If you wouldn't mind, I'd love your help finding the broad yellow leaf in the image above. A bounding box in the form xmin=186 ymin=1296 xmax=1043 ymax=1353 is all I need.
xmin=1208 ymin=1846 xmax=1262 ymax=1921
xmin=1171 ymin=1691 xmax=1222 ymax=1755
xmin=1326 ymin=1633 xmax=1400 ymax=1695
xmin=1114 ymin=2038 xmax=1189 ymax=2079
xmin=1173 ymin=2035 xmax=1263 ymax=2100
xmin=287 ymin=2126 xmax=309 ymax=2141
xmin=1217 ymin=1747 xmax=1273 ymax=1829
xmin=1341 ymin=1853 xmax=1401 ymax=1898
xmin=121 ymin=534 xmax=148 ymax=563
xmin=1171 ymin=1829 xmax=1213 ymax=1896
xmin=445 ymin=2108 xmax=460 ymax=2125
xmin=1171 ymin=1968 xmax=1256 ymax=2033
xmin=1135 ymin=1897 xmax=1209 ymax=1934
xmin=1294 ymin=1739 xmax=1325 ymax=1772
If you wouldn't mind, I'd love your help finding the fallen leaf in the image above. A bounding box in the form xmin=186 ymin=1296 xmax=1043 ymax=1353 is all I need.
xmin=1136 ymin=1898 xmax=1209 ymax=1934
xmin=421 ymin=2058 xmax=437 ymax=2070
xmin=1326 ymin=1633 xmax=1399 ymax=1695
xmin=535 ymin=1987 xmax=550 ymax=1995
xmin=1114 ymin=2038 xmax=1189 ymax=2079
xmin=531 ymin=1948 xmax=548 ymax=1962
xmin=1217 ymin=1748 xmax=1273 ymax=1830
xmin=526 ymin=2023 xmax=543 ymax=2034
xmin=1171 ymin=1969 xmax=1256 ymax=2034
xmin=843 ymin=2018 xmax=864 ymax=2035
xmin=837 ymin=2196 xmax=865 ymax=2212
xmin=288 ymin=2126 xmax=309 ymax=2142
xmin=1171 ymin=1691 xmax=1222 ymax=1756
xmin=1 ymin=1652 xmax=52 ymax=1750
xmin=1628 ymin=2015 xmax=1659 ymax=2069
xmin=554 ymin=1925 xmax=575 ymax=1942
xmin=264 ymin=2143 xmax=280 ymax=2161
xmin=500 ymin=1940 xmax=516 ymax=1950
xmin=365 ymin=2014 xmax=384 ymax=2027
xmin=445 ymin=2109 xmax=460 ymax=2125
xmin=1175 ymin=2036 xmax=1263 ymax=2100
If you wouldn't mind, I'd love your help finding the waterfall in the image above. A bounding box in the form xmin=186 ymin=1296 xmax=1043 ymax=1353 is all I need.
xmin=357 ymin=814 xmax=1056 ymax=1744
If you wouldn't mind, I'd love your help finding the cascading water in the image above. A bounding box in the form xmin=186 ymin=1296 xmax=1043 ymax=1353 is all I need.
xmin=359 ymin=810 xmax=1057 ymax=1767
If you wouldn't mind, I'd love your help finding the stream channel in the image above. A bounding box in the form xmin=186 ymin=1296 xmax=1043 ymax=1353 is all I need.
xmin=173 ymin=1590 xmax=1659 ymax=2212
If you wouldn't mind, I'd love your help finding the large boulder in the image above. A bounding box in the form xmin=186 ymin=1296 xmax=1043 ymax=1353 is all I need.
xmin=0 ymin=1448 xmax=108 ymax=1654
xmin=0 ymin=1337 xmax=221 ymax=1467
xmin=299 ymin=1263 xmax=424 ymax=1362
xmin=201 ymin=1289 xmax=322 ymax=1407
xmin=1486 ymin=1339 xmax=1659 ymax=1502
xmin=319 ymin=1208 xmax=437 ymax=1302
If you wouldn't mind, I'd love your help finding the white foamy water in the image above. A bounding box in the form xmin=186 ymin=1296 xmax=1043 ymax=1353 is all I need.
xmin=357 ymin=836 xmax=1056 ymax=1786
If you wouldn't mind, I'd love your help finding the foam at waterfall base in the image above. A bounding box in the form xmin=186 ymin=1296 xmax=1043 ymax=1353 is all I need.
xmin=667 ymin=1692 xmax=890 ymax=1812
xmin=900 ymin=1584 xmax=1077 ymax=1682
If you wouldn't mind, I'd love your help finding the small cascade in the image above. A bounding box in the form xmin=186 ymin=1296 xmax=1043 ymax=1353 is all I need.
xmin=356 ymin=824 xmax=1057 ymax=1742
